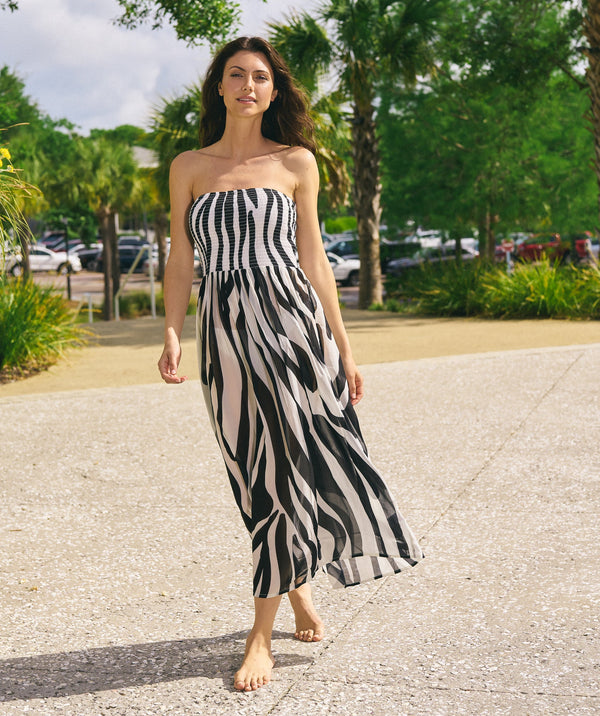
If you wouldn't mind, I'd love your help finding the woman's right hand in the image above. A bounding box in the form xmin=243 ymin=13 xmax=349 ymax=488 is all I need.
xmin=158 ymin=337 xmax=187 ymax=384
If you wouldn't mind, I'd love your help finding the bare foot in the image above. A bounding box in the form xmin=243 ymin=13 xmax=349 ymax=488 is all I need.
xmin=234 ymin=630 xmax=275 ymax=692
xmin=288 ymin=583 xmax=325 ymax=642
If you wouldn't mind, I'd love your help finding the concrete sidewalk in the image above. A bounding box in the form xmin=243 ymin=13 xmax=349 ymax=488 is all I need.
xmin=1 ymin=343 xmax=599 ymax=715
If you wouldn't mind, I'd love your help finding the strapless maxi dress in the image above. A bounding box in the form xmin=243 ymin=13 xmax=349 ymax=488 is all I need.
xmin=189 ymin=187 xmax=423 ymax=599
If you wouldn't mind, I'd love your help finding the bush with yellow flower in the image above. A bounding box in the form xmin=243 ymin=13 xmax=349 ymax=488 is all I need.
xmin=0 ymin=139 xmax=40 ymax=252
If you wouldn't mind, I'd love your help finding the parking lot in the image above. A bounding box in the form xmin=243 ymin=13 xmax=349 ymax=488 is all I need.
xmin=30 ymin=270 xmax=360 ymax=311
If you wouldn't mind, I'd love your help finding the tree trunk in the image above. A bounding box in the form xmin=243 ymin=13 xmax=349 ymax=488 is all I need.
xmin=352 ymin=103 xmax=383 ymax=309
xmin=98 ymin=208 xmax=114 ymax=321
xmin=155 ymin=210 xmax=169 ymax=283
xmin=17 ymin=221 xmax=30 ymax=278
xmin=583 ymin=2 xmax=600 ymax=231
xmin=477 ymin=208 xmax=497 ymax=262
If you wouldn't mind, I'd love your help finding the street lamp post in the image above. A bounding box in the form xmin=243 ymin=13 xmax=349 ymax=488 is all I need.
xmin=61 ymin=216 xmax=72 ymax=301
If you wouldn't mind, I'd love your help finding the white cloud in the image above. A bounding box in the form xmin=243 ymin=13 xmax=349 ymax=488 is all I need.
xmin=2 ymin=0 xmax=307 ymax=132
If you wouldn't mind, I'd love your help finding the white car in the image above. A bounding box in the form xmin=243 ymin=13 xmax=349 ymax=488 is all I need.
xmin=443 ymin=238 xmax=479 ymax=253
xmin=1 ymin=248 xmax=22 ymax=275
xmin=327 ymin=252 xmax=360 ymax=287
xmin=23 ymin=245 xmax=82 ymax=275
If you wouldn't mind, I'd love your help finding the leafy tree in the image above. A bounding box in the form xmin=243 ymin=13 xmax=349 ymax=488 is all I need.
xmin=579 ymin=1 xmax=600 ymax=230
xmin=113 ymin=0 xmax=254 ymax=45
xmin=90 ymin=124 xmax=153 ymax=148
xmin=269 ymin=1 xmax=443 ymax=308
xmin=380 ymin=72 xmax=595 ymax=245
xmin=377 ymin=1 xmax=586 ymax=259
xmin=64 ymin=138 xmax=140 ymax=320
xmin=0 ymin=67 xmax=40 ymax=131
xmin=2 ymin=0 xmax=261 ymax=46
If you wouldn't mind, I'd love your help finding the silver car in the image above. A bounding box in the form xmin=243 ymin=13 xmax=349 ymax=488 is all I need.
xmin=327 ymin=252 xmax=360 ymax=287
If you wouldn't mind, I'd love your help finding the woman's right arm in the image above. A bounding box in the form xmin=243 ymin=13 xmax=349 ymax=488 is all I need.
xmin=158 ymin=153 xmax=196 ymax=384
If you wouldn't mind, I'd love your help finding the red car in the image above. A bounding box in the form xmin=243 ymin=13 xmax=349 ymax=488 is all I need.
xmin=574 ymin=233 xmax=600 ymax=262
xmin=516 ymin=233 xmax=570 ymax=263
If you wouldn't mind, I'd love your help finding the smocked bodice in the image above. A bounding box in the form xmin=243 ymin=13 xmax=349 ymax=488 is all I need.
xmin=188 ymin=187 xmax=298 ymax=278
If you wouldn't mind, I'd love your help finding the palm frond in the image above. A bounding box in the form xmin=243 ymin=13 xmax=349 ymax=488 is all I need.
xmin=269 ymin=14 xmax=333 ymax=95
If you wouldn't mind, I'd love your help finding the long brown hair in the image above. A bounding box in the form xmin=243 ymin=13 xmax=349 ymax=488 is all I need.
xmin=199 ymin=36 xmax=316 ymax=154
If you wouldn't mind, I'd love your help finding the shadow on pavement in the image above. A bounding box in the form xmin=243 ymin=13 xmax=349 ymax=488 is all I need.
xmin=0 ymin=631 xmax=311 ymax=701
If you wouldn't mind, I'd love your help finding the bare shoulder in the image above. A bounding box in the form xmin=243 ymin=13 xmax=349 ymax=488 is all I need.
xmin=280 ymin=147 xmax=318 ymax=197
xmin=281 ymin=146 xmax=317 ymax=172
xmin=170 ymin=149 xmax=210 ymax=177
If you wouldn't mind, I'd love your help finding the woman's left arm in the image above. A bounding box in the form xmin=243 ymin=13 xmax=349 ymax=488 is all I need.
xmin=293 ymin=150 xmax=363 ymax=406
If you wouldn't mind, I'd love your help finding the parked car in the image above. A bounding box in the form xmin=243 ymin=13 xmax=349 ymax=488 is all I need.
xmin=142 ymin=242 xmax=202 ymax=275
xmin=118 ymin=235 xmax=148 ymax=249
xmin=71 ymin=243 xmax=102 ymax=270
xmin=516 ymin=233 xmax=570 ymax=263
xmin=327 ymin=252 xmax=360 ymax=286
xmin=324 ymin=238 xmax=359 ymax=260
xmin=1 ymin=247 xmax=23 ymax=275
xmin=43 ymin=238 xmax=84 ymax=254
xmin=325 ymin=236 xmax=422 ymax=272
xmin=8 ymin=245 xmax=82 ymax=275
xmin=572 ymin=234 xmax=600 ymax=262
xmin=443 ymin=238 xmax=479 ymax=253
xmin=380 ymin=239 xmax=422 ymax=271
xmin=90 ymin=244 xmax=149 ymax=273
xmin=386 ymin=245 xmax=478 ymax=277
xmin=31 ymin=245 xmax=82 ymax=273
xmin=5 ymin=245 xmax=82 ymax=276
xmin=37 ymin=231 xmax=66 ymax=249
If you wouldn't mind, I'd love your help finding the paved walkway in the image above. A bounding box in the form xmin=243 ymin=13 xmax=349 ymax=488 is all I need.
xmin=1 ymin=323 xmax=599 ymax=714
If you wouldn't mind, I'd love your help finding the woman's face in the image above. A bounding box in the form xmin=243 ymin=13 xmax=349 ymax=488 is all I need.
xmin=219 ymin=51 xmax=278 ymax=117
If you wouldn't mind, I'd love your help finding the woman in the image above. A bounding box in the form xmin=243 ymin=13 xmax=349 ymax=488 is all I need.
xmin=158 ymin=36 xmax=423 ymax=693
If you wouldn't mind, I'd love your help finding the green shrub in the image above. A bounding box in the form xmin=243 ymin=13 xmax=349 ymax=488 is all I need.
xmin=385 ymin=260 xmax=600 ymax=319
xmin=368 ymin=298 xmax=406 ymax=313
xmin=383 ymin=297 xmax=404 ymax=313
xmin=388 ymin=260 xmax=488 ymax=317
xmin=0 ymin=277 xmax=87 ymax=376
xmin=324 ymin=216 xmax=357 ymax=234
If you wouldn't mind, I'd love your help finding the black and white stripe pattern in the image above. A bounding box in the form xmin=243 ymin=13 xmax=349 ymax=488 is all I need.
xmin=190 ymin=188 xmax=423 ymax=598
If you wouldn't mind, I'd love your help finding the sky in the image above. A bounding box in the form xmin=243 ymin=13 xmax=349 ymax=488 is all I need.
xmin=2 ymin=0 xmax=304 ymax=133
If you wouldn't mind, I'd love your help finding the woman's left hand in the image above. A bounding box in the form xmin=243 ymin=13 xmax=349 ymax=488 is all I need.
xmin=342 ymin=357 xmax=364 ymax=406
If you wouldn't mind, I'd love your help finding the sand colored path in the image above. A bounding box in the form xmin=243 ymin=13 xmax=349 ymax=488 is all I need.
xmin=1 ymin=310 xmax=598 ymax=398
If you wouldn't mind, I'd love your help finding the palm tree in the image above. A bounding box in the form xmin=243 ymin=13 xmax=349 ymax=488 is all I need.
xmin=270 ymin=0 xmax=442 ymax=307
xmin=266 ymin=18 xmax=350 ymax=216
xmin=65 ymin=137 xmax=140 ymax=320
xmin=151 ymin=85 xmax=202 ymax=281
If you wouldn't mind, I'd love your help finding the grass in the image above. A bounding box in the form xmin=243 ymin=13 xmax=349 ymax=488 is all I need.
xmin=382 ymin=260 xmax=600 ymax=319
xmin=0 ymin=277 xmax=88 ymax=379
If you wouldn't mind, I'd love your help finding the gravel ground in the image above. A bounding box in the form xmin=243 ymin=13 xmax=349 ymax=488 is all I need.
xmin=1 ymin=313 xmax=599 ymax=715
